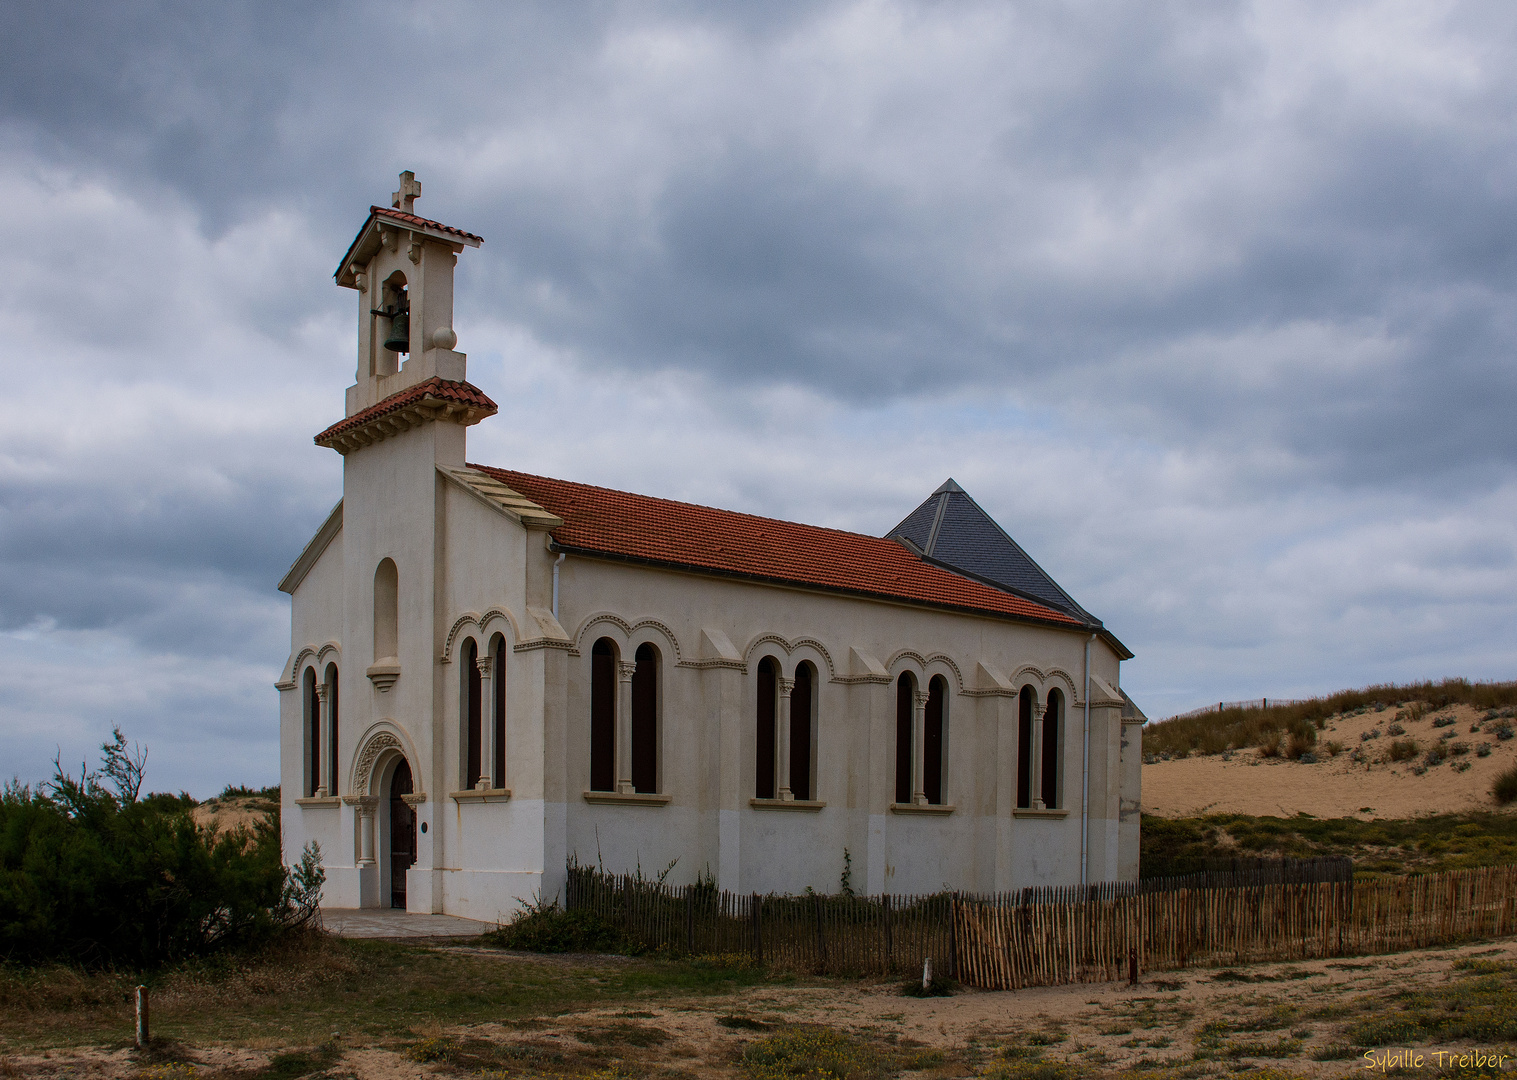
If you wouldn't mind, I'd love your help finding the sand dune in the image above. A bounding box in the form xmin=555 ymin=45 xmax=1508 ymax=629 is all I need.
xmin=1142 ymin=702 xmax=1517 ymax=819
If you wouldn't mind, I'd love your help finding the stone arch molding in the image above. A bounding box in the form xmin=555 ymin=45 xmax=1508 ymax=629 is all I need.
xmin=441 ymin=608 xmax=523 ymax=663
xmin=885 ymin=649 xmax=966 ymax=694
xmin=1009 ymin=665 xmax=1081 ymax=706
xmin=741 ymin=633 xmax=837 ymax=681
xmin=284 ymin=640 xmax=341 ymax=685
xmin=349 ymin=721 xmax=422 ymax=797
xmin=568 ymin=612 xmax=685 ymax=665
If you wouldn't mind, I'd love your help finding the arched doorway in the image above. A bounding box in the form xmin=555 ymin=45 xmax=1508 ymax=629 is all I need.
xmin=388 ymin=758 xmax=416 ymax=909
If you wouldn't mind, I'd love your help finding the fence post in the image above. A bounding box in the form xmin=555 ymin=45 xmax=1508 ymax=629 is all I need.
xmin=135 ymin=985 xmax=149 ymax=1049
xmin=883 ymin=894 xmax=893 ymax=974
xmin=812 ymin=893 xmax=829 ymax=974
xmin=949 ymin=893 xmax=960 ymax=980
xmin=752 ymin=893 xmax=763 ymax=967
xmin=685 ymin=884 xmax=695 ymax=955
xmin=1128 ymin=947 xmax=1138 ymax=986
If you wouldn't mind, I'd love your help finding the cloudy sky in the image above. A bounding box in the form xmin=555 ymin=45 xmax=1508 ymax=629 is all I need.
xmin=2 ymin=0 xmax=1514 ymax=797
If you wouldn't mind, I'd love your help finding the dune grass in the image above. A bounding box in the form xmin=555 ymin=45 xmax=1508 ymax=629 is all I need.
xmin=1142 ymin=811 xmax=1517 ymax=879
xmin=1143 ymin=678 xmax=1517 ymax=760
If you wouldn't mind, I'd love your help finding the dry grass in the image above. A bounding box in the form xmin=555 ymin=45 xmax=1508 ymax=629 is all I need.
xmin=1144 ymin=678 xmax=1517 ymax=760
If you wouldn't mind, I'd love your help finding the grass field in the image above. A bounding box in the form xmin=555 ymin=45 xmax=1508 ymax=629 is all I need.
xmin=9 ymin=931 xmax=1517 ymax=1078
xmin=1141 ymin=810 xmax=1517 ymax=879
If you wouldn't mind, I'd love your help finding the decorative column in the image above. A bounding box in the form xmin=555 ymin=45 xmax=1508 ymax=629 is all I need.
xmin=313 ymin=682 xmax=330 ymax=797
xmin=776 ymin=676 xmax=796 ymax=801
xmin=616 ymin=659 xmax=637 ymax=794
xmin=1030 ymin=690 xmax=1046 ymax=810
xmin=476 ymin=653 xmax=494 ymax=789
xmin=355 ymin=797 xmax=379 ymax=865
xmin=911 ymin=689 xmax=929 ymax=805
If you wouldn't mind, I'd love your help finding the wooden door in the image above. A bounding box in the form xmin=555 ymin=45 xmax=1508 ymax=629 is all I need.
xmin=389 ymin=758 xmax=415 ymax=909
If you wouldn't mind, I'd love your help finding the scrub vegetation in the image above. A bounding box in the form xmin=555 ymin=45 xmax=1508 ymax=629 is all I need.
xmin=0 ymin=732 xmax=320 ymax=969
xmin=1142 ymin=678 xmax=1517 ymax=760
xmin=1142 ymin=811 xmax=1517 ymax=879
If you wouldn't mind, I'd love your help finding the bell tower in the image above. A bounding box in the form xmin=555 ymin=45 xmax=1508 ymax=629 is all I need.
xmin=328 ymin=171 xmax=486 ymax=420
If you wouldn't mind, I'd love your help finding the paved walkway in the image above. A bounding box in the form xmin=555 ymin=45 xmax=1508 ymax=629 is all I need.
xmin=320 ymin=907 xmax=496 ymax=939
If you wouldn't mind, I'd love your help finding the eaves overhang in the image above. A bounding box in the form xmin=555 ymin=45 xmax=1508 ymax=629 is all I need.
xmin=279 ymin=500 xmax=343 ymax=595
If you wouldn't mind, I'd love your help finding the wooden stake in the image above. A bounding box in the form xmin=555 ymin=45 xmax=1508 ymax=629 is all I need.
xmin=135 ymin=985 xmax=149 ymax=1049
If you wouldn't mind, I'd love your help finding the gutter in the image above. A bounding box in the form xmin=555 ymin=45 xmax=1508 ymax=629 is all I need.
xmin=1081 ymin=633 xmax=1094 ymax=887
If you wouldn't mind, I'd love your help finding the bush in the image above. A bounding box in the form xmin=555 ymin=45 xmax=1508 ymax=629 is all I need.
xmin=1387 ymin=739 xmax=1420 ymax=763
xmin=900 ymin=973 xmax=958 ymax=997
xmin=0 ymin=730 xmax=321 ymax=969
xmin=482 ymin=895 xmax=629 ymax=953
xmin=1492 ymin=765 xmax=1517 ymax=806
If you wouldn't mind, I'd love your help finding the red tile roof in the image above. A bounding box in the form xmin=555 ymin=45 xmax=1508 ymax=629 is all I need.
xmin=370 ymin=205 xmax=483 ymax=244
xmin=471 ymin=466 xmax=1085 ymax=628
xmin=316 ymin=378 xmax=498 ymax=446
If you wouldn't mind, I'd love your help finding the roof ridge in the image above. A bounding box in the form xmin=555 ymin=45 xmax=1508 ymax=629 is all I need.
xmin=943 ymin=487 xmax=1094 ymax=621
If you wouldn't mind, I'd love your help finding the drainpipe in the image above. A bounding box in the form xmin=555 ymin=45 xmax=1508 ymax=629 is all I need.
xmin=1081 ymin=633 xmax=1095 ymax=887
xmin=551 ymin=551 xmax=566 ymax=621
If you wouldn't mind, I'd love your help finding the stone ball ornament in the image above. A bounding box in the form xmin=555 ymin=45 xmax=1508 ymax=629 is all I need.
xmin=431 ymin=325 xmax=457 ymax=350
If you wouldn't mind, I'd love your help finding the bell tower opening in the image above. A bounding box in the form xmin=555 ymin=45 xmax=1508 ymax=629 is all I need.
xmin=372 ymin=272 xmax=410 ymax=375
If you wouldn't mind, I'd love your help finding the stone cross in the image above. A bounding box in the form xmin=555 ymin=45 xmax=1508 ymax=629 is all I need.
xmin=392 ymin=171 xmax=421 ymax=212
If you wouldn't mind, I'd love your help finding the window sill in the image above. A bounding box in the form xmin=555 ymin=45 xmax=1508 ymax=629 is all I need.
xmin=750 ymin=798 xmax=826 ymax=812
xmin=583 ymin=791 xmax=672 ymax=806
xmin=449 ymin=789 xmax=509 ymax=804
xmin=294 ymin=796 xmax=341 ymax=808
xmin=1013 ymin=808 xmax=1070 ymax=818
xmin=889 ymin=802 xmax=956 ymax=815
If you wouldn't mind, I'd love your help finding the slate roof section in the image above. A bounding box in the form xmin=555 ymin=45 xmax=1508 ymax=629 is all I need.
xmin=470 ymin=466 xmax=1085 ymax=630
xmin=315 ymin=377 xmax=498 ymax=446
xmin=888 ymin=478 xmax=1098 ymax=624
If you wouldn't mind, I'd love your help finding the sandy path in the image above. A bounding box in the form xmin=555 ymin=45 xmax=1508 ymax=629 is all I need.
xmin=1143 ymin=702 xmax=1517 ymax=819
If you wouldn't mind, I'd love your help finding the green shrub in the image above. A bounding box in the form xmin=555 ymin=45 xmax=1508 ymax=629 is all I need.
xmin=1492 ymin=765 xmax=1517 ymax=806
xmin=0 ymin=730 xmax=321 ymax=969
xmin=482 ymin=895 xmax=629 ymax=953
xmin=900 ymin=973 xmax=958 ymax=997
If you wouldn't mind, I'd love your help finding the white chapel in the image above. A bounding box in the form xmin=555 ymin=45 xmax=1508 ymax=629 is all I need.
xmin=278 ymin=174 xmax=1145 ymax=919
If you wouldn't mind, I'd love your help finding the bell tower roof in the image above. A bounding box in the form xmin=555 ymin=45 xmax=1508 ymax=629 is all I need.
xmin=334 ymin=208 xmax=482 ymax=290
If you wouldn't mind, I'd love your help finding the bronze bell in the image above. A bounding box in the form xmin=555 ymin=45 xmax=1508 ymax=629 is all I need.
xmin=382 ymin=309 xmax=410 ymax=353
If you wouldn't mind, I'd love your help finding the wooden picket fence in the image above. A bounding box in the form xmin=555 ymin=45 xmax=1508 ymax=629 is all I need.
xmin=564 ymin=863 xmax=1517 ymax=990
xmin=567 ymin=855 xmax=1365 ymax=982
xmin=959 ymin=864 xmax=1517 ymax=989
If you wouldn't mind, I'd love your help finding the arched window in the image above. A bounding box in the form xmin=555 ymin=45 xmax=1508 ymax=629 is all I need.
xmin=463 ymin=637 xmax=482 ymax=788
xmin=373 ymin=559 xmax=398 ymax=662
xmin=324 ymin=662 xmax=340 ymax=795
xmin=631 ymin=643 xmax=659 ymax=793
xmin=790 ymin=662 xmax=816 ymax=801
xmin=755 ymin=656 xmax=778 ymax=798
xmin=894 ymin=672 xmax=916 ymax=804
xmin=1016 ymin=686 xmax=1035 ymax=809
xmin=924 ymin=675 xmax=948 ymax=805
xmin=589 ymin=638 xmax=616 ymax=792
xmin=304 ymin=667 xmax=320 ymax=797
xmin=1042 ymin=689 xmax=1063 ymax=809
xmin=490 ymin=634 xmax=507 ymax=786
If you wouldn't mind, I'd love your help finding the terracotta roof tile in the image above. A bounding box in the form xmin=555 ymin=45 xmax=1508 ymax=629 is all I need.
xmin=370 ymin=205 xmax=483 ymax=243
xmin=471 ymin=466 xmax=1085 ymax=628
xmin=316 ymin=378 xmax=497 ymax=445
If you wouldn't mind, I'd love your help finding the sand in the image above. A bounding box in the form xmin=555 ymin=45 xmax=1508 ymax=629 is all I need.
xmin=1143 ymin=702 xmax=1517 ymax=819
xmin=189 ymin=796 xmax=276 ymax=836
